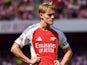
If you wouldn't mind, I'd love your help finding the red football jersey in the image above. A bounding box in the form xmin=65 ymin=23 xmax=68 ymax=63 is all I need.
xmin=32 ymin=28 xmax=59 ymax=65
xmin=15 ymin=23 xmax=69 ymax=65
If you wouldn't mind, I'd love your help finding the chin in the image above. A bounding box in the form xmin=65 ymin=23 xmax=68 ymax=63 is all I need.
xmin=47 ymin=21 xmax=54 ymax=25
xmin=49 ymin=23 xmax=53 ymax=25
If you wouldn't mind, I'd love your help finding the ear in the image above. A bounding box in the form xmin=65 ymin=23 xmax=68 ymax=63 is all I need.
xmin=39 ymin=12 xmax=45 ymax=20
xmin=39 ymin=13 xmax=43 ymax=18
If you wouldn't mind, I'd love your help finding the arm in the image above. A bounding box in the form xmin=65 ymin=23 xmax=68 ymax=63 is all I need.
xmin=57 ymin=31 xmax=73 ymax=65
xmin=11 ymin=42 xmax=41 ymax=64
xmin=54 ymin=46 xmax=73 ymax=65
xmin=60 ymin=46 xmax=73 ymax=65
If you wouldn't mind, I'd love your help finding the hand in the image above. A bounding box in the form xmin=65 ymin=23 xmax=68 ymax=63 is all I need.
xmin=54 ymin=60 xmax=61 ymax=65
xmin=30 ymin=54 xmax=41 ymax=64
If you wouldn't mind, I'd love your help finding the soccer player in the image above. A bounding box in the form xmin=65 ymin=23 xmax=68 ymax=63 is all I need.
xmin=11 ymin=2 xmax=73 ymax=65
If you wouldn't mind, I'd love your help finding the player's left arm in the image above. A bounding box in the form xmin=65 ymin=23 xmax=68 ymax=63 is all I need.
xmin=60 ymin=46 xmax=73 ymax=65
xmin=59 ymin=31 xmax=73 ymax=65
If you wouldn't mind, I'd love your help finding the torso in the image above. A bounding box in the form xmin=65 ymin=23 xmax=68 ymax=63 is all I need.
xmin=31 ymin=27 xmax=59 ymax=65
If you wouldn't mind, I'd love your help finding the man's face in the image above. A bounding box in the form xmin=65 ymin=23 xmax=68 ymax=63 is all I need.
xmin=40 ymin=8 xmax=55 ymax=25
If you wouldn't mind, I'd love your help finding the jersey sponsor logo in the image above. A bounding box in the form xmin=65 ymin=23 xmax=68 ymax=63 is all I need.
xmin=35 ymin=43 xmax=56 ymax=53
xmin=36 ymin=36 xmax=42 ymax=41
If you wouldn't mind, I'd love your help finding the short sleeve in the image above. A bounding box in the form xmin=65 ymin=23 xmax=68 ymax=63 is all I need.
xmin=14 ymin=23 xmax=39 ymax=48
xmin=59 ymin=32 xmax=70 ymax=49
xmin=15 ymin=33 xmax=30 ymax=48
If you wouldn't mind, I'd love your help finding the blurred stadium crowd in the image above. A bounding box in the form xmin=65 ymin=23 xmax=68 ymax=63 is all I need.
xmin=0 ymin=0 xmax=87 ymax=20
xmin=0 ymin=49 xmax=87 ymax=65
xmin=0 ymin=55 xmax=28 ymax=65
xmin=71 ymin=49 xmax=87 ymax=65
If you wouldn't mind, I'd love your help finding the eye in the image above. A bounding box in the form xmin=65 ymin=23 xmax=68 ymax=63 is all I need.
xmin=48 ymin=13 xmax=55 ymax=17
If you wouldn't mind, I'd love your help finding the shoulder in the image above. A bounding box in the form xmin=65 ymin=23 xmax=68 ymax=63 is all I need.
xmin=50 ymin=25 xmax=66 ymax=40
xmin=23 ymin=23 xmax=39 ymax=34
xmin=50 ymin=25 xmax=64 ymax=35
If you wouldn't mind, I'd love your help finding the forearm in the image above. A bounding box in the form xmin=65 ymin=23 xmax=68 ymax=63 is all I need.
xmin=11 ymin=43 xmax=31 ymax=64
xmin=13 ymin=48 xmax=31 ymax=64
xmin=61 ymin=50 xmax=73 ymax=65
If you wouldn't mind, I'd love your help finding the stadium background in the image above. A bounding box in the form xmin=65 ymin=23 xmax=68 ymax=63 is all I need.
xmin=0 ymin=0 xmax=87 ymax=65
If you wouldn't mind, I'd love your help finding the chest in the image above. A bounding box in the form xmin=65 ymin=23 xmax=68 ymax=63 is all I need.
xmin=32 ymin=28 xmax=58 ymax=43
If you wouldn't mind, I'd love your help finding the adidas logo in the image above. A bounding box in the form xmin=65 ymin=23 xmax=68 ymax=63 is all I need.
xmin=36 ymin=36 xmax=42 ymax=41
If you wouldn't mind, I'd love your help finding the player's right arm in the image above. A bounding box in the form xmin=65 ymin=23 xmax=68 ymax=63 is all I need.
xmin=11 ymin=25 xmax=41 ymax=64
xmin=11 ymin=42 xmax=41 ymax=64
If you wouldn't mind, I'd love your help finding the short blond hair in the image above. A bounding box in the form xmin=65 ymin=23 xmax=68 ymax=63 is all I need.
xmin=38 ymin=2 xmax=56 ymax=13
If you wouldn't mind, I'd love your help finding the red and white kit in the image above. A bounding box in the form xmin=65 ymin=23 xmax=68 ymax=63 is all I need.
xmin=15 ymin=23 xmax=69 ymax=65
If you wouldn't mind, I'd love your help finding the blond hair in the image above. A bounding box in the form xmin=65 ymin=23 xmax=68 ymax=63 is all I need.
xmin=38 ymin=2 xmax=56 ymax=13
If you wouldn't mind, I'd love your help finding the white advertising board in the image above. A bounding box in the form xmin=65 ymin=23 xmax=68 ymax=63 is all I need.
xmin=0 ymin=19 xmax=87 ymax=34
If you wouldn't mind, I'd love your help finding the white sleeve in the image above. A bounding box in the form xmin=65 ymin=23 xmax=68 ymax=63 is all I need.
xmin=59 ymin=32 xmax=70 ymax=49
xmin=14 ymin=24 xmax=35 ymax=48
xmin=15 ymin=33 xmax=30 ymax=48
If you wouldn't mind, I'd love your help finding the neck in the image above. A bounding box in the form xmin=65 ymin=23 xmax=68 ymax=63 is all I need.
xmin=40 ymin=20 xmax=50 ymax=30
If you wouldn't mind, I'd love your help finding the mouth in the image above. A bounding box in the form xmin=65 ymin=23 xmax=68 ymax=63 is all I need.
xmin=50 ymin=19 xmax=54 ymax=22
